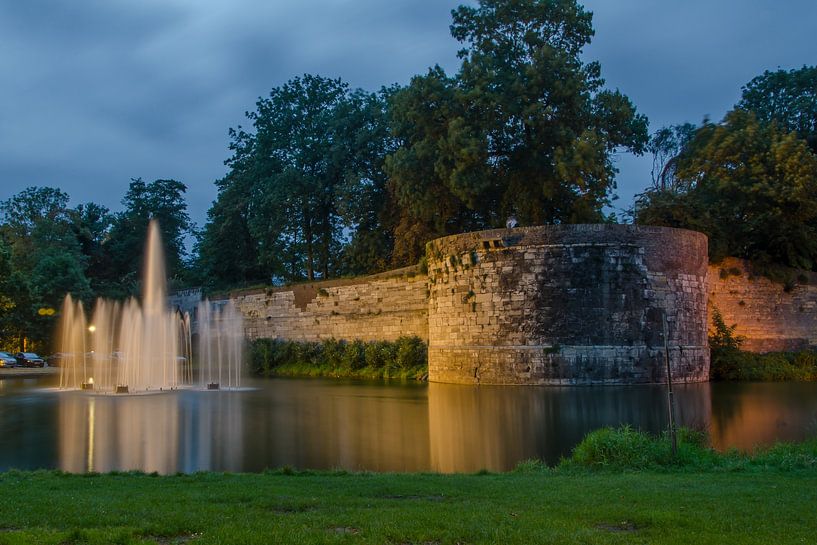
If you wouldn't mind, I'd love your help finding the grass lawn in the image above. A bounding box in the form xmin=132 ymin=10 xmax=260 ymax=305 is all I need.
xmin=0 ymin=468 xmax=815 ymax=545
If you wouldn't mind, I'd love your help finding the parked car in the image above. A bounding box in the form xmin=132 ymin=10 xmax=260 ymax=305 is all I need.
xmin=0 ymin=352 xmax=18 ymax=368
xmin=15 ymin=352 xmax=45 ymax=367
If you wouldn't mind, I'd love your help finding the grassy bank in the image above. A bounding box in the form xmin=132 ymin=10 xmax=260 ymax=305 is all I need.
xmin=1 ymin=428 xmax=816 ymax=544
xmin=1 ymin=470 xmax=815 ymax=544
xmin=249 ymin=337 xmax=427 ymax=380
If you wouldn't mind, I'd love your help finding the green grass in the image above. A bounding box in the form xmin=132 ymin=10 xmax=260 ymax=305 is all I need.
xmin=0 ymin=468 xmax=815 ymax=544
xmin=249 ymin=337 xmax=428 ymax=380
xmin=1 ymin=427 xmax=816 ymax=544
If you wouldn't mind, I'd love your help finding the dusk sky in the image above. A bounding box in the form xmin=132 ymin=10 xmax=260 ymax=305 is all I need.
xmin=2 ymin=0 xmax=816 ymax=228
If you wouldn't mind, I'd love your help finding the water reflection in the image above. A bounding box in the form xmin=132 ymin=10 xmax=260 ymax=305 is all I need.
xmin=428 ymin=383 xmax=711 ymax=471
xmin=708 ymin=382 xmax=817 ymax=450
xmin=1 ymin=378 xmax=816 ymax=473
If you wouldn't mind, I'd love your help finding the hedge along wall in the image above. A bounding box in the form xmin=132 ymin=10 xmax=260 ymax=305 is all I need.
xmin=425 ymin=225 xmax=710 ymax=385
xmin=707 ymin=258 xmax=817 ymax=352
xmin=230 ymin=266 xmax=429 ymax=343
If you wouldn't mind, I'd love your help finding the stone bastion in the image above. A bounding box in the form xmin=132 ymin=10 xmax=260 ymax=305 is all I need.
xmin=425 ymin=224 xmax=710 ymax=385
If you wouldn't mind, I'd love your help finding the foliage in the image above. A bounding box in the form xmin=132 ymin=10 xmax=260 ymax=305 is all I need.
xmin=199 ymin=75 xmax=395 ymax=287
xmin=104 ymin=178 xmax=192 ymax=297
xmin=645 ymin=123 xmax=696 ymax=191
xmin=562 ymin=425 xmax=817 ymax=471
xmin=710 ymin=348 xmax=817 ymax=382
xmin=636 ymin=109 xmax=817 ymax=269
xmin=737 ymin=65 xmax=817 ymax=152
xmin=249 ymin=336 xmax=428 ymax=380
xmin=564 ymin=426 xmax=715 ymax=470
xmin=708 ymin=307 xmax=817 ymax=381
xmin=385 ymin=0 xmax=648 ymax=263
xmin=0 ymin=187 xmax=92 ymax=351
xmin=0 ymin=181 xmax=193 ymax=350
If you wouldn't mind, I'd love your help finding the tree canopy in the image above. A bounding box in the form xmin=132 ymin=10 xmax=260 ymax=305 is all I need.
xmin=0 ymin=180 xmax=192 ymax=351
xmin=737 ymin=65 xmax=817 ymax=152
xmin=198 ymin=75 xmax=394 ymax=286
xmin=636 ymin=110 xmax=817 ymax=270
xmin=385 ymin=0 xmax=648 ymax=262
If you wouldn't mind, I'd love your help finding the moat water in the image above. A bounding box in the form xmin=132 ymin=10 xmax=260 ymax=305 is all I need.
xmin=1 ymin=377 xmax=816 ymax=473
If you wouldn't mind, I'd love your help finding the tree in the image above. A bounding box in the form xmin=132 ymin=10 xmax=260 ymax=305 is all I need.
xmin=106 ymin=178 xmax=192 ymax=296
xmin=646 ymin=123 xmax=696 ymax=191
xmin=200 ymin=75 xmax=394 ymax=285
xmin=737 ymin=65 xmax=817 ymax=152
xmin=636 ymin=110 xmax=817 ymax=270
xmin=385 ymin=0 xmax=648 ymax=263
xmin=0 ymin=187 xmax=92 ymax=350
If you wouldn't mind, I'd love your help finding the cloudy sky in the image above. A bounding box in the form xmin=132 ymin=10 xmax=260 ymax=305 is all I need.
xmin=2 ymin=0 xmax=816 ymax=228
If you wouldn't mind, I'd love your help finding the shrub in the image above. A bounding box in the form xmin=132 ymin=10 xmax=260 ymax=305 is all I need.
xmin=248 ymin=336 xmax=428 ymax=380
xmin=562 ymin=425 xmax=817 ymax=471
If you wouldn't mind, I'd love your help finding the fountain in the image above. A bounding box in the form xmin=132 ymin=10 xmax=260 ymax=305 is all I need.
xmin=57 ymin=220 xmax=244 ymax=393
xmin=196 ymin=298 xmax=244 ymax=390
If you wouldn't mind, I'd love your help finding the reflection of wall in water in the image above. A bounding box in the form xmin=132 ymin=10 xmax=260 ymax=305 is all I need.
xmin=709 ymin=383 xmax=817 ymax=450
xmin=240 ymin=381 xmax=430 ymax=472
xmin=428 ymin=383 xmax=711 ymax=471
xmin=57 ymin=391 xmax=245 ymax=474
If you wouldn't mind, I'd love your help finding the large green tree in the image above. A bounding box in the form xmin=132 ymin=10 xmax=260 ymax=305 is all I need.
xmin=636 ymin=110 xmax=817 ymax=270
xmin=385 ymin=0 xmax=648 ymax=263
xmin=737 ymin=65 xmax=817 ymax=152
xmin=200 ymin=75 xmax=394 ymax=286
xmin=105 ymin=178 xmax=192 ymax=296
xmin=0 ymin=187 xmax=92 ymax=350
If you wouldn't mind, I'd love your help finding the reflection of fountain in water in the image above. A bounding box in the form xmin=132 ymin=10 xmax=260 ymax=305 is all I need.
xmin=57 ymin=220 xmax=243 ymax=392
xmin=196 ymin=300 xmax=243 ymax=390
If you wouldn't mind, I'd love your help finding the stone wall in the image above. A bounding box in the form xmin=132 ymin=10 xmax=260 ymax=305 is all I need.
xmin=707 ymin=258 xmax=817 ymax=352
xmin=230 ymin=266 xmax=428 ymax=343
xmin=207 ymin=225 xmax=817 ymax=385
xmin=425 ymin=225 xmax=710 ymax=385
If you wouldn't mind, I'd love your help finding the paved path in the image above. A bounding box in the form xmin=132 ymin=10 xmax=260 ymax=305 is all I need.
xmin=0 ymin=367 xmax=59 ymax=379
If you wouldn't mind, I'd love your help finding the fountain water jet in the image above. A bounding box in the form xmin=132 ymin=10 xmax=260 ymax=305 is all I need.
xmin=196 ymin=299 xmax=243 ymax=390
xmin=57 ymin=220 xmax=243 ymax=392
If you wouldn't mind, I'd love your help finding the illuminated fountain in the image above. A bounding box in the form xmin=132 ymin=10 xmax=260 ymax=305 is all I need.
xmin=57 ymin=220 xmax=243 ymax=393
xmin=196 ymin=299 xmax=243 ymax=390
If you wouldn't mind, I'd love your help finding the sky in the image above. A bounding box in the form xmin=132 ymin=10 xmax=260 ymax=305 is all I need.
xmin=2 ymin=0 xmax=816 ymax=228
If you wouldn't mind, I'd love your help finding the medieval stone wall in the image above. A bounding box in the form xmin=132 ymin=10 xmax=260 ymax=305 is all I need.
xmin=425 ymin=225 xmax=710 ymax=385
xmin=707 ymin=258 xmax=817 ymax=352
xmin=210 ymin=225 xmax=817 ymax=385
xmin=230 ymin=266 xmax=428 ymax=343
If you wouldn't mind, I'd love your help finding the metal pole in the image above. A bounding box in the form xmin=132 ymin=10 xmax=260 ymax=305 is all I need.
xmin=662 ymin=310 xmax=678 ymax=457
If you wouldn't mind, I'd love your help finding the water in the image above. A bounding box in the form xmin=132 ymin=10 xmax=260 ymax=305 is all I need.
xmin=56 ymin=220 xmax=243 ymax=392
xmin=1 ymin=377 xmax=815 ymax=473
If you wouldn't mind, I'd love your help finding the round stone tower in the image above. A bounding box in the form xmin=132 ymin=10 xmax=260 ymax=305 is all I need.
xmin=426 ymin=225 xmax=709 ymax=385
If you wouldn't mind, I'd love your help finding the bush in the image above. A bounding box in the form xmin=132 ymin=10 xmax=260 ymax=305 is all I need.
xmin=562 ymin=425 xmax=817 ymax=471
xmin=248 ymin=337 xmax=428 ymax=380
xmin=708 ymin=308 xmax=817 ymax=381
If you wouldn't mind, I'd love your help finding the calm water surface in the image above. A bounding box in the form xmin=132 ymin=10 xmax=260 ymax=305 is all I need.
xmin=1 ymin=377 xmax=816 ymax=473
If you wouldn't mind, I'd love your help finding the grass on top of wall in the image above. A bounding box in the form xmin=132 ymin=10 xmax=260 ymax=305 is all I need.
xmin=249 ymin=336 xmax=428 ymax=380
